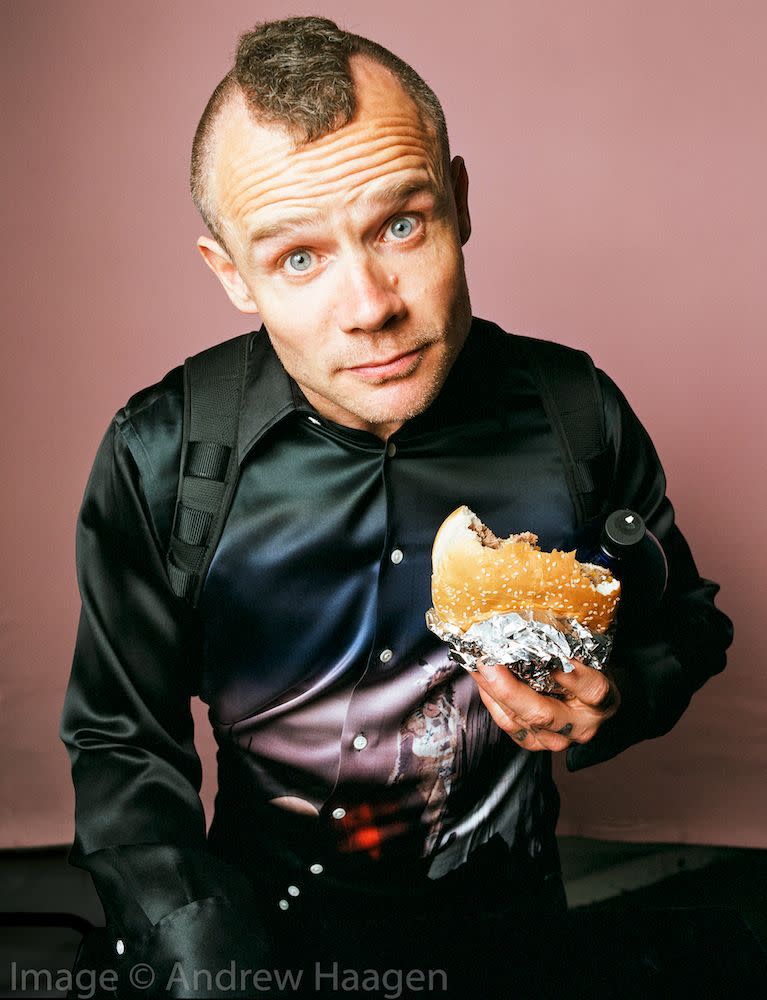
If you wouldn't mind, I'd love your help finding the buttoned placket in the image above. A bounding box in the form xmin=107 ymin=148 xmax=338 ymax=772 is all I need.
xmin=277 ymin=861 xmax=327 ymax=913
xmin=270 ymin=427 xmax=408 ymax=909
xmin=316 ymin=435 xmax=408 ymax=856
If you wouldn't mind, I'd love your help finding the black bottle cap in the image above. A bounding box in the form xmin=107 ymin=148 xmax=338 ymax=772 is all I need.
xmin=601 ymin=509 xmax=646 ymax=555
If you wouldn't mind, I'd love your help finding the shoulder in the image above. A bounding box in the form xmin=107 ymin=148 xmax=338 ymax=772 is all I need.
xmin=473 ymin=317 xmax=609 ymax=410
xmin=113 ymin=330 xmax=254 ymax=458
xmin=481 ymin=317 xmax=635 ymax=404
xmin=114 ymin=363 xmax=185 ymax=481
xmin=472 ymin=316 xmax=599 ymax=373
xmin=117 ymin=363 xmax=184 ymax=430
xmin=110 ymin=363 xmax=185 ymax=555
xmin=477 ymin=319 xmax=656 ymax=459
xmin=107 ymin=331 xmax=251 ymax=549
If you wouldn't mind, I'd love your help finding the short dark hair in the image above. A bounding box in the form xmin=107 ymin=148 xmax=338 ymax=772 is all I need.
xmin=190 ymin=16 xmax=451 ymax=249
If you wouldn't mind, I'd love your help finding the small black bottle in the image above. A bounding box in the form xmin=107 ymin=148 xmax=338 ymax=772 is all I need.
xmin=586 ymin=509 xmax=668 ymax=624
xmin=590 ymin=509 xmax=647 ymax=572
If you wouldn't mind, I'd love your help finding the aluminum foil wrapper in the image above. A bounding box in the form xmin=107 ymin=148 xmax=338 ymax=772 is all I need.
xmin=425 ymin=606 xmax=615 ymax=697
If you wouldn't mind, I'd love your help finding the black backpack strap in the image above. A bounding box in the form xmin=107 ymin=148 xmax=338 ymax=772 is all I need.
xmin=514 ymin=335 xmax=608 ymax=529
xmin=166 ymin=332 xmax=251 ymax=606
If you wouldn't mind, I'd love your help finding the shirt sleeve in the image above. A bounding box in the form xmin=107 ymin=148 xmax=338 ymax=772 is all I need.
xmin=60 ymin=417 xmax=275 ymax=996
xmin=565 ymin=370 xmax=734 ymax=771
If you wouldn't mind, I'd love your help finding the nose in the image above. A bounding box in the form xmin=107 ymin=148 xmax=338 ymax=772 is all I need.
xmin=335 ymin=252 xmax=406 ymax=334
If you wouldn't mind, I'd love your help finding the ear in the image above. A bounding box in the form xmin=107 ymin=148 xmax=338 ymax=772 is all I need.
xmin=197 ymin=236 xmax=259 ymax=313
xmin=449 ymin=156 xmax=471 ymax=246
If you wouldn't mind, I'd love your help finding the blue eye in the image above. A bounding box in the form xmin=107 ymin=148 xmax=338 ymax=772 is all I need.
xmin=286 ymin=250 xmax=312 ymax=272
xmin=389 ymin=217 xmax=414 ymax=239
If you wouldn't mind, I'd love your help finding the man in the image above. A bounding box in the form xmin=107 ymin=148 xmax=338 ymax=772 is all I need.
xmin=61 ymin=16 xmax=733 ymax=999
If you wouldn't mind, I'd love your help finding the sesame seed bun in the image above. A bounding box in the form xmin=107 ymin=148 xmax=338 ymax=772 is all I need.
xmin=431 ymin=506 xmax=620 ymax=634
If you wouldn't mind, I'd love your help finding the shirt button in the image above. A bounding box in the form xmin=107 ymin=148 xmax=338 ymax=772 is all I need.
xmin=115 ymin=939 xmax=125 ymax=957
xmin=309 ymin=863 xmax=324 ymax=875
xmin=307 ymin=416 xmax=321 ymax=426
xmin=287 ymin=885 xmax=300 ymax=897
xmin=379 ymin=648 xmax=393 ymax=663
xmin=386 ymin=442 xmax=397 ymax=458
xmin=278 ymin=899 xmax=290 ymax=911
xmin=390 ymin=549 xmax=404 ymax=564
xmin=332 ymin=807 xmax=347 ymax=820
xmin=353 ymin=733 xmax=368 ymax=751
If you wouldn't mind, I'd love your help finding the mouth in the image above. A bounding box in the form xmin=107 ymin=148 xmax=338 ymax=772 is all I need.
xmin=345 ymin=347 xmax=424 ymax=381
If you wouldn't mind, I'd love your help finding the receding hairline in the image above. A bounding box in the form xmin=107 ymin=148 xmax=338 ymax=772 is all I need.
xmin=193 ymin=54 xmax=450 ymax=253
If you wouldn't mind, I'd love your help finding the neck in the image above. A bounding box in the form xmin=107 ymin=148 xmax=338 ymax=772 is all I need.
xmin=297 ymin=383 xmax=404 ymax=441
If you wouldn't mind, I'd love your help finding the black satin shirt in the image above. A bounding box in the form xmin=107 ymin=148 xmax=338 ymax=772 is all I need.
xmin=60 ymin=317 xmax=733 ymax=981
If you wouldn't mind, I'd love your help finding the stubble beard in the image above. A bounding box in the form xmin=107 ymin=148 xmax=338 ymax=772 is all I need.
xmin=337 ymin=288 xmax=473 ymax=429
xmin=275 ymin=276 xmax=473 ymax=433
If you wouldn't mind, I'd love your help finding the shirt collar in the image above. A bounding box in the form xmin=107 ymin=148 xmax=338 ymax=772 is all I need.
xmin=237 ymin=327 xmax=296 ymax=465
xmin=237 ymin=317 xmax=516 ymax=464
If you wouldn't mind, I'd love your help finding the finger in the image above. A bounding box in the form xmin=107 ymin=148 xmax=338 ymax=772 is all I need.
xmin=474 ymin=680 xmax=516 ymax=730
xmin=473 ymin=664 xmax=568 ymax=732
xmin=552 ymin=659 xmax=614 ymax=709
xmin=508 ymin=714 xmax=551 ymax=750
xmin=475 ymin=687 xmax=548 ymax=751
xmin=508 ymin=712 xmax=570 ymax=752
xmin=527 ymin=728 xmax=572 ymax=752
xmin=473 ymin=669 xmax=586 ymax=747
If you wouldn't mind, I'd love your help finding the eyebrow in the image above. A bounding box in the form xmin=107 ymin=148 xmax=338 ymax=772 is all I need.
xmin=247 ymin=177 xmax=439 ymax=249
xmin=248 ymin=211 xmax=322 ymax=247
xmin=356 ymin=177 xmax=439 ymax=212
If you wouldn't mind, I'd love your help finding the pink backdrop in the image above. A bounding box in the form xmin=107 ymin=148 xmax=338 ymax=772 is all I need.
xmin=1 ymin=1 xmax=764 ymax=849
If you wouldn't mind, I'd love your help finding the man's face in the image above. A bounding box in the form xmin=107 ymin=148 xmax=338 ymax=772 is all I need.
xmin=199 ymin=57 xmax=472 ymax=440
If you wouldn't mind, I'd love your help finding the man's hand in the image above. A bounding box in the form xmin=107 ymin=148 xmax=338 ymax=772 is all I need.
xmin=470 ymin=658 xmax=620 ymax=751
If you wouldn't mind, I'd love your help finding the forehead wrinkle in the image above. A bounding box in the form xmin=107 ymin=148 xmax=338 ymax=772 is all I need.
xmin=290 ymin=126 xmax=438 ymax=186
xmin=225 ymin=136 xmax=426 ymax=211
xmin=234 ymin=157 xmax=431 ymax=235
xmin=227 ymin=142 xmax=435 ymax=229
xmin=216 ymin=96 xmax=442 ymax=245
xmin=350 ymin=175 xmax=438 ymax=211
xmin=226 ymin=123 xmax=433 ymax=199
xmin=245 ymin=164 xmax=438 ymax=252
xmin=338 ymin=161 xmax=437 ymax=208
xmin=247 ymin=164 xmax=433 ymax=231
xmin=288 ymin=115 xmax=431 ymax=160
